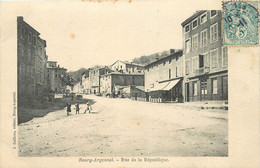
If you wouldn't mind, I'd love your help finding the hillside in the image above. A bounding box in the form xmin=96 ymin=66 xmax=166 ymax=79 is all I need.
xmin=131 ymin=49 xmax=180 ymax=66
xmin=68 ymin=49 xmax=180 ymax=85
xmin=67 ymin=68 xmax=88 ymax=84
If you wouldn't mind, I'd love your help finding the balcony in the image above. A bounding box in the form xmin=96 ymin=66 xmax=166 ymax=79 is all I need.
xmin=195 ymin=67 xmax=210 ymax=76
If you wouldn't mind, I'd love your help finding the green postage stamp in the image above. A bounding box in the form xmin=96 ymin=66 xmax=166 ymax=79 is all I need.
xmin=223 ymin=1 xmax=259 ymax=45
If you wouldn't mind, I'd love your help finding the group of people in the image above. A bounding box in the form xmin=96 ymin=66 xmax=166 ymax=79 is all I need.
xmin=66 ymin=101 xmax=92 ymax=116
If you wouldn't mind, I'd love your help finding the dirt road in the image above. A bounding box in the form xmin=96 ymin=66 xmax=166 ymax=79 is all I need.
xmin=18 ymin=95 xmax=228 ymax=156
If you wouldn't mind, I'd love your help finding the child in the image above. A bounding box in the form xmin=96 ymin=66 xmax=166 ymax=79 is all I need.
xmin=75 ymin=102 xmax=80 ymax=114
xmin=66 ymin=103 xmax=71 ymax=116
xmin=84 ymin=101 xmax=92 ymax=113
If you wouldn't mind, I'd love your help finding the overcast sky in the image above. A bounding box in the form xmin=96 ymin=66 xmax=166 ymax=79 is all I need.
xmin=6 ymin=0 xmax=221 ymax=71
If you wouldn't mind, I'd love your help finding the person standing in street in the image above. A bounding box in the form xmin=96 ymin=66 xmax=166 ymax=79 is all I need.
xmin=84 ymin=101 xmax=92 ymax=114
xmin=75 ymin=102 xmax=80 ymax=114
xmin=66 ymin=103 xmax=71 ymax=116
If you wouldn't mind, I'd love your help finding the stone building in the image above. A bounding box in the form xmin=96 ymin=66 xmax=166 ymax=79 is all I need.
xmin=144 ymin=50 xmax=184 ymax=103
xmin=181 ymin=10 xmax=228 ymax=102
xmin=100 ymin=72 xmax=144 ymax=97
xmin=46 ymin=61 xmax=67 ymax=93
xmin=89 ymin=66 xmax=112 ymax=94
xmin=17 ymin=16 xmax=48 ymax=105
xmin=81 ymin=70 xmax=90 ymax=94
xmin=111 ymin=60 xmax=143 ymax=74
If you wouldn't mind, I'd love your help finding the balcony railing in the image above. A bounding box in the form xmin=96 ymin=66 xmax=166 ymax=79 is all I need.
xmin=195 ymin=67 xmax=210 ymax=76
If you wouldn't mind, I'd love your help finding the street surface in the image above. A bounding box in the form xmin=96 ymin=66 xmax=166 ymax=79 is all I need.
xmin=18 ymin=95 xmax=228 ymax=156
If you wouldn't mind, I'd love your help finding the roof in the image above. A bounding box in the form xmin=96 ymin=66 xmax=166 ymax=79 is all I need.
xmin=100 ymin=71 xmax=144 ymax=77
xmin=17 ymin=16 xmax=40 ymax=35
xmin=181 ymin=10 xmax=206 ymax=27
xmin=149 ymin=78 xmax=180 ymax=92
xmin=144 ymin=50 xmax=183 ymax=68
xmin=135 ymin=86 xmax=145 ymax=91
xmin=111 ymin=60 xmax=144 ymax=67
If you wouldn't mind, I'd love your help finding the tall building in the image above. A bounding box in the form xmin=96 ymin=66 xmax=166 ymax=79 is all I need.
xmin=143 ymin=50 xmax=183 ymax=102
xmin=46 ymin=61 xmax=67 ymax=93
xmin=17 ymin=16 xmax=48 ymax=104
xmin=181 ymin=10 xmax=228 ymax=102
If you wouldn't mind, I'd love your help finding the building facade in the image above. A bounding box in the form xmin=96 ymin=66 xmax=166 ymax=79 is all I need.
xmin=111 ymin=60 xmax=143 ymax=74
xmin=46 ymin=61 xmax=67 ymax=94
xmin=144 ymin=50 xmax=184 ymax=102
xmin=182 ymin=10 xmax=228 ymax=102
xmin=81 ymin=70 xmax=90 ymax=94
xmin=100 ymin=72 xmax=144 ymax=97
xmin=17 ymin=16 xmax=48 ymax=105
xmin=89 ymin=66 xmax=112 ymax=94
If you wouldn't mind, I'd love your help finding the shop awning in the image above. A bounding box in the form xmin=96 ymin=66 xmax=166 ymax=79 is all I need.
xmin=150 ymin=82 xmax=169 ymax=91
xmin=161 ymin=79 xmax=180 ymax=91
xmin=150 ymin=79 xmax=180 ymax=92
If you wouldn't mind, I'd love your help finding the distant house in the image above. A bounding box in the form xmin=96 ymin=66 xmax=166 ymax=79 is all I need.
xmin=111 ymin=60 xmax=144 ymax=74
xmin=73 ymin=81 xmax=82 ymax=94
xmin=144 ymin=50 xmax=184 ymax=103
xmin=89 ymin=66 xmax=112 ymax=94
xmin=99 ymin=72 xmax=144 ymax=97
xmin=81 ymin=70 xmax=90 ymax=94
xmin=46 ymin=61 xmax=67 ymax=94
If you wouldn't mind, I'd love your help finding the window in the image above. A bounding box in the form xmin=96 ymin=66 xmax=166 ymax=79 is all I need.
xmin=192 ymin=19 xmax=198 ymax=29
xmin=185 ymin=38 xmax=191 ymax=53
xmin=19 ymin=64 xmax=23 ymax=76
xmin=31 ymin=67 xmax=34 ymax=77
xmin=199 ymin=54 xmax=204 ymax=68
xmin=185 ymin=60 xmax=190 ymax=75
xmin=185 ymin=24 xmax=190 ymax=33
xmin=193 ymin=82 xmax=197 ymax=96
xmin=200 ymin=13 xmax=207 ymax=24
xmin=222 ymin=47 xmax=228 ymax=67
xmin=210 ymin=10 xmax=217 ymax=18
xmin=210 ymin=48 xmax=218 ymax=68
xmin=201 ymin=29 xmax=207 ymax=47
xmin=169 ymin=59 xmax=172 ymax=64
xmin=176 ymin=66 xmax=178 ymax=77
xmin=212 ymin=78 xmax=218 ymax=94
xmin=192 ymin=34 xmax=198 ymax=50
xmin=210 ymin=22 xmax=218 ymax=43
xmin=20 ymin=27 xmax=25 ymax=39
xmin=33 ymin=36 xmax=37 ymax=46
xmin=192 ymin=56 xmax=198 ymax=73
xmin=169 ymin=69 xmax=171 ymax=79
xmin=28 ymin=32 xmax=32 ymax=44
xmin=202 ymin=53 xmax=209 ymax=68
xmin=163 ymin=61 xmax=166 ymax=66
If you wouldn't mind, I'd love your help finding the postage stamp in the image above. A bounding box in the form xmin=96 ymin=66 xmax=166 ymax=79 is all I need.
xmin=222 ymin=1 xmax=259 ymax=46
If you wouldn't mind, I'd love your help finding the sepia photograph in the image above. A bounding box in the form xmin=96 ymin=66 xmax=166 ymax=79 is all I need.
xmin=0 ymin=0 xmax=259 ymax=167
xmin=17 ymin=5 xmax=228 ymax=157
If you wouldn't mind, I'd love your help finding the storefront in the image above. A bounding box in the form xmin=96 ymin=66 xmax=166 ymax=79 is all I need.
xmin=185 ymin=71 xmax=228 ymax=102
xmin=148 ymin=78 xmax=183 ymax=103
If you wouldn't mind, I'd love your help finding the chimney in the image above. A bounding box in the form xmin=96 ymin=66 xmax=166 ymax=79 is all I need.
xmin=170 ymin=49 xmax=175 ymax=54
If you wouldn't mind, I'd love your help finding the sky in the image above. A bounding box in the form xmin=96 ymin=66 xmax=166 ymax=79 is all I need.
xmin=2 ymin=0 xmax=221 ymax=71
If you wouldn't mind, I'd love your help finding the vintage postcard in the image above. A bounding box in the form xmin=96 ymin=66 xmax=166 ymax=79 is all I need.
xmin=0 ymin=0 xmax=259 ymax=167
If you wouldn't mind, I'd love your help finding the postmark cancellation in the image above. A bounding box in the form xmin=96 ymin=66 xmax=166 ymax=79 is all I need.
xmin=222 ymin=1 xmax=259 ymax=46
